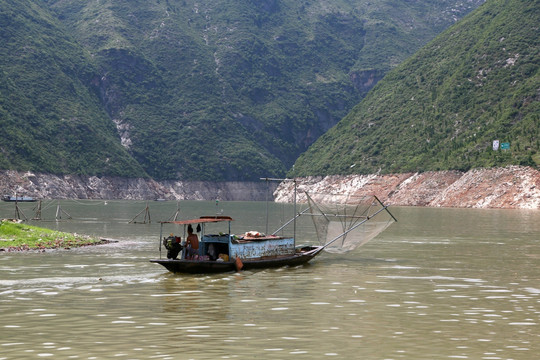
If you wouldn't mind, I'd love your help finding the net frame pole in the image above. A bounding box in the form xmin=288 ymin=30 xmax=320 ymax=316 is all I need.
xmin=320 ymin=204 xmax=395 ymax=250
xmin=374 ymin=196 xmax=398 ymax=223
xmin=271 ymin=207 xmax=310 ymax=235
xmin=305 ymin=192 xmax=331 ymax=222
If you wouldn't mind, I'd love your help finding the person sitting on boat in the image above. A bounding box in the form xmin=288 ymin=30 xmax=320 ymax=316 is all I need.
xmin=185 ymin=224 xmax=199 ymax=259
xmin=163 ymin=234 xmax=182 ymax=260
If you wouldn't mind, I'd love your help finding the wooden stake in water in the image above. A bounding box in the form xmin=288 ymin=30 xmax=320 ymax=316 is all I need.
xmin=56 ymin=201 xmax=72 ymax=220
xmin=33 ymin=200 xmax=42 ymax=220
xmin=129 ymin=202 xmax=151 ymax=223
xmin=14 ymin=200 xmax=27 ymax=221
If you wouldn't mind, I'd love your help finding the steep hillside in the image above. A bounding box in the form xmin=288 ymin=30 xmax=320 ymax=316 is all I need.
xmin=46 ymin=0 xmax=482 ymax=181
xmin=0 ymin=0 xmax=147 ymax=177
xmin=1 ymin=0 xmax=483 ymax=181
xmin=292 ymin=0 xmax=539 ymax=176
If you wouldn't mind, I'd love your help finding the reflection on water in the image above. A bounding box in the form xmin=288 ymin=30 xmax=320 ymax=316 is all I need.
xmin=1 ymin=202 xmax=539 ymax=359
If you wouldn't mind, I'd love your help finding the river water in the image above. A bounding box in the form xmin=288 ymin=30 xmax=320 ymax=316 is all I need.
xmin=0 ymin=200 xmax=539 ymax=359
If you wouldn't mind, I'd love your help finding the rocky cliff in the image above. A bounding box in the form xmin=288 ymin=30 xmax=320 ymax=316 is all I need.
xmin=1 ymin=166 xmax=539 ymax=208
xmin=274 ymin=166 xmax=540 ymax=209
xmin=0 ymin=170 xmax=275 ymax=201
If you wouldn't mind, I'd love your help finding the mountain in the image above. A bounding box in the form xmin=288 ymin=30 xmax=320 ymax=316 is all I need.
xmin=292 ymin=0 xmax=539 ymax=177
xmin=0 ymin=0 xmax=147 ymax=177
xmin=1 ymin=0 xmax=484 ymax=181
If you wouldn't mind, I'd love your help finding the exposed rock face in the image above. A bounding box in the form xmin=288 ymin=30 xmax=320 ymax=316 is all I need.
xmin=349 ymin=69 xmax=384 ymax=93
xmin=274 ymin=166 xmax=540 ymax=209
xmin=0 ymin=170 xmax=275 ymax=201
xmin=2 ymin=166 xmax=539 ymax=208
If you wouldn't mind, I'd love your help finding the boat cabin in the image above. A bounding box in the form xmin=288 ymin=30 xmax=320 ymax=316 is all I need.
xmin=160 ymin=216 xmax=295 ymax=261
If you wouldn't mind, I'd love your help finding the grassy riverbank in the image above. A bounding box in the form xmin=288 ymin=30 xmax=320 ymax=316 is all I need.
xmin=0 ymin=220 xmax=107 ymax=251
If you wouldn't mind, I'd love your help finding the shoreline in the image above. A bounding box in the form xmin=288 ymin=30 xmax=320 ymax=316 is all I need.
xmin=1 ymin=165 xmax=539 ymax=209
xmin=0 ymin=219 xmax=118 ymax=252
xmin=0 ymin=238 xmax=116 ymax=252
xmin=275 ymin=166 xmax=540 ymax=209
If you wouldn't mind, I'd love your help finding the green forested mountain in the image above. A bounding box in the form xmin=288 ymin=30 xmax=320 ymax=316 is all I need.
xmin=0 ymin=0 xmax=147 ymax=177
xmin=1 ymin=0 xmax=483 ymax=181
xmin=292 ymin=0 xmax=539 ymax=177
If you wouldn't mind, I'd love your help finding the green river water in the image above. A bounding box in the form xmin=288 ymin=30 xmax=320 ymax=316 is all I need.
xmin=0 ymin=200 xmax=539 ymax=359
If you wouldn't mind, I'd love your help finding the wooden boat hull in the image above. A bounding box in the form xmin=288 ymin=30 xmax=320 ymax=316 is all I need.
xmin=150 ymin=246 xmax=323 ymax=274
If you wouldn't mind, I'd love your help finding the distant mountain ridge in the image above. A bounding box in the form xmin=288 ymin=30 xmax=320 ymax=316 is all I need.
xmin=292 ymin=0 xmax=539 ymax=176
xmin=0 ymin=0 xmax=483 ymax=181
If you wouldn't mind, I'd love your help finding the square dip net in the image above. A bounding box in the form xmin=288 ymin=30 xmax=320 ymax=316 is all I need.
xmin=305 ymin=192 xmax=396 ymax=254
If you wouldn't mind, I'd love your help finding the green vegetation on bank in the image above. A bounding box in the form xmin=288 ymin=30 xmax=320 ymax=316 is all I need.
xmin=0 ymin=220 xmax=104 ymax=251
xmin=0 ymin=0 xmax=483 ymax=181
xmin=292 ymin=0 xmax=539 ymax=176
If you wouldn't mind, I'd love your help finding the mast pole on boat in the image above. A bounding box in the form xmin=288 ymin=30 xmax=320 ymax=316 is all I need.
xmin=260 ymin=177 xmax=301 ymax=245
xmin=293 ymin=177 xmax=297 ymax=247
xmin=265 ymin=179 xmax=270 ymax=235
xmin=260 ymin=177 xmax=280 ymax=236
xmin=159 ymin=222 xmax=163 ymax=259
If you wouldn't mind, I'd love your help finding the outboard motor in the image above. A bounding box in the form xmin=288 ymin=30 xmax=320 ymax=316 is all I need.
xmin=163 ymin=235 xmax=183 ymax=260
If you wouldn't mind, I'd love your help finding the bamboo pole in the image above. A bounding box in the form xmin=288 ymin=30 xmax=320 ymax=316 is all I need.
xmin=129 ymin=202 xmax=151 ymax=223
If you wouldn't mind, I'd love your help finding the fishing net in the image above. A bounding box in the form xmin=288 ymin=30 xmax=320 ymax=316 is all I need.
xmin=306 ymin=193 xmax=396 ymax=253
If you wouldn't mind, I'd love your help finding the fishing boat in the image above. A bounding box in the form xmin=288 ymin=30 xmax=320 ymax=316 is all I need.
xmin=150 ymin=179 xmax=397 ymax=274
xmin=150 ymin=216 xmax=324 ymax=274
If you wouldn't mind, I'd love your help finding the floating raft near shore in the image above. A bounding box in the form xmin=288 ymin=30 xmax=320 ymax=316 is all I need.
xmin=2 ymin=195 xmax=37 ymax=202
